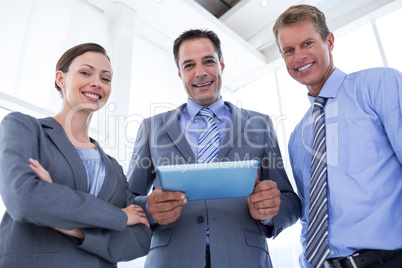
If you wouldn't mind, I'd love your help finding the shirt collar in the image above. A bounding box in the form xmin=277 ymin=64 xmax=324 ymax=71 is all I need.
xmin=307 ymin=68 xmax=347 ymax=106
xmin=187 ymin=97 xmax=225 ymax=122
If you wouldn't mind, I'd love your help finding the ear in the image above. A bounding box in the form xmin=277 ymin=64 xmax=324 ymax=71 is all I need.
xmin=327 ymin=32 xmax=335 ymax=52
xmin=55 ymin=70 xmax=65 ymax=90
xmin=178 ymin=69 xmax=182 ymax=79
xmin=220 ymin=57 xmax=225 ymax=72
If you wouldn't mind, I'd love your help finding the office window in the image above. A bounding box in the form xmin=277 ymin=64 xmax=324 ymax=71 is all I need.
xmin=376 ymin=8 xmax=402 ymax=70
xmin=333 ymin=24 xmax=383 ymax=73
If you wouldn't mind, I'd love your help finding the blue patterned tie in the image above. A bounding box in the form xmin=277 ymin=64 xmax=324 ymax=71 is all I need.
xmin=197 ymin=107 xmax=219 ymax=163
xmin=197 ymin=108 xmax=220 ymax=248
xmin=306 ymin=97 xmax=330 ymax=268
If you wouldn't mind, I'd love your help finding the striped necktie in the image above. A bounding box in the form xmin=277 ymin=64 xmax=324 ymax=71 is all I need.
xmin=305 ymin=96 xmax=330 ymax=268
xmin=197 ymin=107 xmax=219 ymax=163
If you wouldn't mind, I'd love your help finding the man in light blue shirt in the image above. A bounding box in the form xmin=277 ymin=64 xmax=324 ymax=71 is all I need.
xmin=273 ymin=4 xmax=402 ymax=268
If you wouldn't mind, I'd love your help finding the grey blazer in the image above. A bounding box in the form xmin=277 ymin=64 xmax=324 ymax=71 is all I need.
xmin=127 ymin=102 xmax=301 ymax=268
xmin=0 ymin=112 xmax=151 ymax=268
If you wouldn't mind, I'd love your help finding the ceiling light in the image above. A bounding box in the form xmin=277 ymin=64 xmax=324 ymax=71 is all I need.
xmin=261 ymin=0 xmax=269 ymax=7
xmin=154 ymin=0 xmax=163 ymax=3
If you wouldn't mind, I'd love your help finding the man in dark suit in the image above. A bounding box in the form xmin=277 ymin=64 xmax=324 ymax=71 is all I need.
xmin=127 ymin=29 xmax=301 ymax=268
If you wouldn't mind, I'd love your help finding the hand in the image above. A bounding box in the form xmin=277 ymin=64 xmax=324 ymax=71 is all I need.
xmin=247 ymin=174 xmax=281 ymax=221
xmin=54 ymin=227 xmax=85 ymax=240
xmin=29 ymin=158 xmax=53 ymax=183
xmin=122 ymin=204 xmax=151 ymax=228
xmin=147 ymin=188 xmax=187 ymax=225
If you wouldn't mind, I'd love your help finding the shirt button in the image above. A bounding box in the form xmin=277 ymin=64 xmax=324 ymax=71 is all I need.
xmin=329 ymin=250 xmax=335 ymax=255
xmin=197 ymin=216 xmax=204 ymax=223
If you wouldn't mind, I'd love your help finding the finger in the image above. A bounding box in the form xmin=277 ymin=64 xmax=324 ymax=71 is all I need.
xmin=28 ymin=158 xmax=36 ymax=165
xmin=29 ymin=158 xmax=52 ymax=182
xmin=246 ymin=196 xmax=254 ymax=208
xmin=127 ymin=204 xmax=147 ymax=215
xmin=29 ymin=164 xmax=48 ymax=180
xmin=133 ymin=206 xmax=145 ymax=213
xmin=149 ymin=199 xmax=186 ymax=215
xmin=148 ymin=193 xmax=187 ymax=213
xmin=251 ymin=197 xmax=280 ymax=209
xmin=256 ymin=206 xmax=280 ymax=219
xmin=249 ymin=188 xmax=280 ymax=205
xmin=152 ymin=188 xmax=186 ymax=203
xmin=152 ymin=205 xmax=184 ymax=225
xmin=254 ymin=172 xmax=259 ymax=187
xmin=132 ymin=204 xmax=147 ymax=212
xmin=253 ymin=180 xmax=277 ymax=193
xmin=139 ymin=215 xmax=150 ymax=228
xmin=29 ymin=159 xmax=41 ymax=173
xmin=155 ymin=188 xmax=186 ymax=200
xmin=135 ymin=210 xmax=147 ymax=218
xmin=29 ymin=158 xmax=44 ymax=171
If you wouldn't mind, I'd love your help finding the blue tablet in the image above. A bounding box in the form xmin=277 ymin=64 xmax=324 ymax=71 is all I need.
xmin=156 ymin=160 xmax=258 ymax=201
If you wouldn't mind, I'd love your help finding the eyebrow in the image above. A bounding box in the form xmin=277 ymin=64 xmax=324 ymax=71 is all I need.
xmin=281 ymin=45 xmax=292 ymax=52
xmin=81 ymin=64 xmax=112 ymax=74
xmin=181 ymin=60 xmax=194 ymax=67
xmin=203 ymin=55 xmax=216 ymax=61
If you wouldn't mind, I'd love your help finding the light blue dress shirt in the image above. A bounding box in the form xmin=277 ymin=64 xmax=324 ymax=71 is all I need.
xmin=75 ymin=147 xmax=105 ymax=197
xmin=179 ymin=97 xmax=232 ymax=156
xmin=288 ymin=68 xmax=402 ymax=267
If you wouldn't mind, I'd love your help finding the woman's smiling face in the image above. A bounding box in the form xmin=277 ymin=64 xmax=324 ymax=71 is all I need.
xmin=57 ymin=51 xmax=112 ymax=112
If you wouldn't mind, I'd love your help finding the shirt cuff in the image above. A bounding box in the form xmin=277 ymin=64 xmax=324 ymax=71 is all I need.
xmin=259 ymin=218 xmax=274 ymax=237
xmin=145 ymin=201 xmax=158 ymax=229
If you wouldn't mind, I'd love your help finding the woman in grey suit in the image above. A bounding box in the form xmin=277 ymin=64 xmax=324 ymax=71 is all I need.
xmin=0 ymin=43 xmax=151 ymax=267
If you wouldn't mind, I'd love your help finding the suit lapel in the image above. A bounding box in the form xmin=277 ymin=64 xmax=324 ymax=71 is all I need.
xmin=93 ymin=141 xmax=118 ymax=202
xmin=216 ymin=102 xmax=248 ymax=159
xmin=163 ymin=105 xmax=196 ymax=163
xmin=40 ymin=117 xmax=88 ymax=192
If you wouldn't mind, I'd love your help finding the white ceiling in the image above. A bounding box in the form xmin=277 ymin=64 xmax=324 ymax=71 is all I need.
xmin=89 ymin=0 xmax=400 ymax=91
